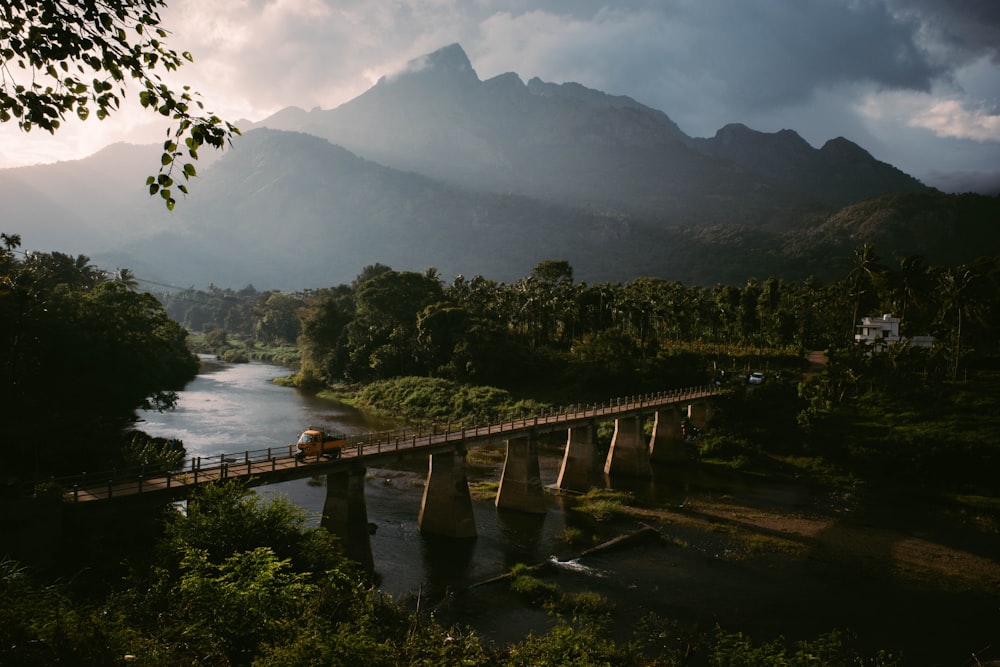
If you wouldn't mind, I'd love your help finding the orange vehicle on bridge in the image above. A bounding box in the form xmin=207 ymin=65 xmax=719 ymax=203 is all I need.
xmin=294 ymin=428 xmax=348 ymax=459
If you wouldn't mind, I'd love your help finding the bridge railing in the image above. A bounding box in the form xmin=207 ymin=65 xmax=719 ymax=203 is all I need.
xmin=37 ymin=385 xmax=719 ymax=500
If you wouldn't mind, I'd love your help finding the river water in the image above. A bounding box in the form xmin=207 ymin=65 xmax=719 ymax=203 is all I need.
xmin=139 ymin=357 xmax=573 ymax=606
xmin=140 ymin=357 xmax=999 ymax=662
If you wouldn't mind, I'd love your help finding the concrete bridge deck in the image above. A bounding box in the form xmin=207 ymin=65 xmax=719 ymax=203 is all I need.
xmin=51 ymin=385 xmax=719 ymax=504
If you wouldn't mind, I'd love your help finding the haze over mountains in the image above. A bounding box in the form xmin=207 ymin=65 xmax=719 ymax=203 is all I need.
xmin=3 ymin=44 xmax=996 ymax=291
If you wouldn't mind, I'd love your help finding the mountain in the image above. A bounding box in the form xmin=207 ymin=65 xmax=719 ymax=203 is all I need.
xmin=0 ymin=142 xmax=162 ymax=253
xmin=3 ymin=43 xmax=994 ymax=293
xmin=90 ymin=129 xmax=688 ymax=289
xmin=255 ymin=43 xmax=927 ymax=226
xmin=692 ymin=124 xmax=924 ymax=209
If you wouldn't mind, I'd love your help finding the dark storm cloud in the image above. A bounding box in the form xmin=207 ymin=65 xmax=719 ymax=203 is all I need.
xmin=2 ymin=0 xmax=996 ymax=189
xmin=889 ymin=0 xmax=1000 ymax=61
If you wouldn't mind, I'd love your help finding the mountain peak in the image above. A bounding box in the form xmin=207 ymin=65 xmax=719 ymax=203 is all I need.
xmin=380 ymin=43 xmax=479 ymax=86
xmin=713 ymin=124 xmax=810 ymax=152
xmin=819 ymin=136 xmax=874 ymax=162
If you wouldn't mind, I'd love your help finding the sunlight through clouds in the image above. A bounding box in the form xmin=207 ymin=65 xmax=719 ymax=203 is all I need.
xmin=1 ymin=0 xmax=998 ymax=191
xmin=910 ymin=100 xmax=1000 ymax=141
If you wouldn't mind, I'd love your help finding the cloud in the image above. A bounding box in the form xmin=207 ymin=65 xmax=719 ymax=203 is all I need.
xmin=909 ymin=99 xmax=1000 ymax=140
xmin=2 ymin=0 xmax=998 ymax=190
xmin=887 ymin=0 xmax=1000 ymax=63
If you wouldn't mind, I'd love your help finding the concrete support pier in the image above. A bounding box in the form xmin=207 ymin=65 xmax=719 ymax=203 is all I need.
xmin=322 ymin=467 xmax=374 ymax=571
xmin=604 ymin=414 xmax=653 ymax=478
xmin=649 ymin=407 xmax=686 ymax=463
xmin=556 ymin=424 xmax=600 ymax=492
xmin=495 ymin=435 xmax=547 ymax=513
xmin=688 ymin=401 xmax=711 ymax=431
xmin=418 ymin=447 xmax=477 ymax=538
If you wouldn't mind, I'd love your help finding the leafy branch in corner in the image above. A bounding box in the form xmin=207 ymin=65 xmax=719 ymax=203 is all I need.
xmin=0 ymin=0 xmax=240 ymax=209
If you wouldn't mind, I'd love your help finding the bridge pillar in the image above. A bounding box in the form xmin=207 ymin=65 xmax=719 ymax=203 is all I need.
xmin=418 ymin=447 xmax=477 ymax=538
xmin=604 ymin=414 xmax=652 ymax=478
xmin=649 ymin=407 xmax=686 ymax=463
xmin=322 ymin=467 xmax=374 ymax=571
xmin=688 ymin=401 xmax=711 ymax=431
xmin=496 ymin=435 xmax=547 ymax=513
xmin=556 ymin=424 xmax=600 ymax=492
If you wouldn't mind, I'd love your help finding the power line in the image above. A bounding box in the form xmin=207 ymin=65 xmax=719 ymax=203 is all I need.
xmin=5 ymin=246 xmax=227 ymax=295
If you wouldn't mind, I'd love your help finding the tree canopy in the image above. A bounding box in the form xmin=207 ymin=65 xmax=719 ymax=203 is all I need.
xmin=0 ymin=0 xmax=239 ymax=208
xmin=0 ymin=234 xmax=198 ymax=478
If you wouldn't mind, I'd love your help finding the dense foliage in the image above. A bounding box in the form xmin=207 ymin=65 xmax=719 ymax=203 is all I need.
xmin=163 ymin=252 xmax=1000 ymax=398
xmin=161 ymin=248 xmax=1000 ymax=496
xmin=0 ymin=234 xmax=198 ymax=479
xmin=2 ymin=235 xmax=997 ymax=664
xmin=0 ymin=480 xmax=901 ymax=666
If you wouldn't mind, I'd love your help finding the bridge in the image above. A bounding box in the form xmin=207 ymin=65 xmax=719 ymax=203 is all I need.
xmin=38 ymin=386 xmax=719 ymax=568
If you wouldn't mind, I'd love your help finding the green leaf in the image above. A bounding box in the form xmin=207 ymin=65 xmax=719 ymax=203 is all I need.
xmin=182 ymin=163 xmax=197 ymax=179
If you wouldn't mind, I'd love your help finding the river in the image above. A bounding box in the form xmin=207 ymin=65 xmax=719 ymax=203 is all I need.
xmin=140 ymin=357 xmax=999 ymax=662
xmin=139 ymin=357 xmax=573 ymax=609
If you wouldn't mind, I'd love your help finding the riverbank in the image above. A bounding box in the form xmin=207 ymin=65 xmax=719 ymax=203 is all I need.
xmin=429 ymin=463 xmax=1000 ymax=665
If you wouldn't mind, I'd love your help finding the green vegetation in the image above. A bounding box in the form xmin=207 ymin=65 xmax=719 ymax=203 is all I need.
xmin=0 ymin=481 xmax=901 ymax=665
xmin=353 ymin=376 xmax=548 ymax=424
xmin=0 ymin=235 xmax=198 ymax=478
xmin=188 ymin=329 xmax=302 ymax=366
xmin=0 ymin=0 xmax=239 ymax=208
xmin=155 ymin=248 xmax=1000 ymax=499
xmin=572 ymin=488 xmax=635 ymax=522
xmin=3 ymin=228 xmax=998 ymax=664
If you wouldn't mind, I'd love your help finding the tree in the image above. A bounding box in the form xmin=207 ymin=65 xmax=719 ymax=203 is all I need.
xmin=112 ymin=267 xmax=139 ymax=290
xmin=345 ymin=269 xmax=444 ymax=380
xmin=935 ymin=265 xmax=985 ymax=381
xmin=846 ymin=243 xmax=887 ymax=336
xmin=252 ymin=291 xmax=304 ymax=345
xmin=885 ymin=255 xmax=932 ymax=335
xmin=299 ymin=285 xmax=355 ymax=382
xmin=0 ymin=0 xmax=239 ymax=208
xmin=1 ymin=239 xmax=198 ymax=477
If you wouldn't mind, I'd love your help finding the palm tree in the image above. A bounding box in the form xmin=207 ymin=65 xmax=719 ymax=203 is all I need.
xmin=935 ymin=266 xmax=983 ymax=381
xmin=113 ymin=267 xmax=140 ymax=291
xmin=846 ymin=243 xmax=887 ymax=338
xmin=886 ymin=255 xmax=931 ymax=335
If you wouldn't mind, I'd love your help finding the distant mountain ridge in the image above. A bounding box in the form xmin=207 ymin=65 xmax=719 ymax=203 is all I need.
xmin=2 ymin=43 xmax=994 ymax=292
xmin=255 ymin=43 xmax=927 ymax=224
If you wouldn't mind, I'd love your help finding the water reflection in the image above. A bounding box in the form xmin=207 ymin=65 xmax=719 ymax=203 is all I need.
xmin=139 ymin=356 xmax=398 ymax=459
xmin=495 ymin=509 xmax=550 ymax=571
xmin=420 ymin=535 xmax=477 ymax=598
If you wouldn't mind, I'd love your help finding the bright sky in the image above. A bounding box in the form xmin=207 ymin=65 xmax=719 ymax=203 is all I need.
xmin=1 ymin=0 xmax=998 ymax=192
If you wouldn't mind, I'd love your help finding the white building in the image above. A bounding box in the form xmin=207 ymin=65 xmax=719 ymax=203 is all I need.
xmin=855 ymin=314 xmax=933 ymax=349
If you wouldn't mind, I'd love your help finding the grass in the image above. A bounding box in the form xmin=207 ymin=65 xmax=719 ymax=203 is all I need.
xmin=740 ymin=532 xmax=806 ymax=557
xmin=468 ymin=481 xmax=500 ymax=502
xmin=572 ymin=489 xmax=633 ymax=522
xmin=509 ymin=563 xmax=559 ymax=606
xmin=349 ymin=376 xmax=548 ymax=425
xmin=467 ymin=446 xmax=506 ymax=466
xmin=557 ymin=526 xmax=587 ymax=545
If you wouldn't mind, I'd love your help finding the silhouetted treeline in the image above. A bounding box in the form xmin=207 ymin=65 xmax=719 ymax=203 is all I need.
xmin=162 ymin=251 xmax=1000 ymax=394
